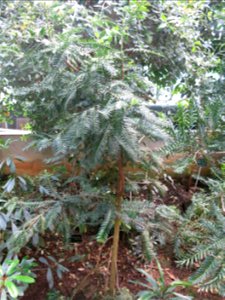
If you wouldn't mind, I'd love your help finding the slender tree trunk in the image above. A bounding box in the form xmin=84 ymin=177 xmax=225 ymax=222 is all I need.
xmin=109 ymin=151 xmax=125 ymax=295
xmin=109 ymin=34 xmax=125 ymax=295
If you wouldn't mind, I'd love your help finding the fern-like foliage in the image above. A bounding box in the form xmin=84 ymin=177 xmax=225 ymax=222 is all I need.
xmin=177 ymin=204 xmax=225 ymax=296
xmin=41 ymin=78 xmax=169 ymax=170
xmin=0 ymin=186 xmax=113 ymax=254
xmin=1 ymin=1 xmax=170 ymax=167
xmin=122 ymin=201 xmax=181 ymax=261
xmin=174 ymin=174 xmax=225 ymax=296
xmin=0 ymin=182 xmax=180 ymax=263
xmin=162 ymin=97 xmax=225 ymax=176
xmin=96 ymin=209 xmax=114 ymax=243
xmin=163 ymin=100 xmax=199 ymax=155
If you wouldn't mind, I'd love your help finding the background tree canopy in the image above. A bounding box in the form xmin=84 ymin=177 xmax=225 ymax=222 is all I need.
xmin=0 ymin=1 xmax=225 ymax=298
xmin=0 ymin=0 xmax=224 ymax=133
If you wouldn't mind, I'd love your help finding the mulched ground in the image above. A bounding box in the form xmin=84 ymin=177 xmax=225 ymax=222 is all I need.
xmin=21 ymin=234 xmax=223 ymax=300
xmin=20 ymin=181 xmax=224 ymax=300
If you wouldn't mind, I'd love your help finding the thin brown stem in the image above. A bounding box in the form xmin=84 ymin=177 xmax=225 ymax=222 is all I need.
xmin=109 ymin=151 xmax=125 ymax=295
xmin=109 ymin=32 xmax=125 ymax=296
xmin=221 ymin=194 xmax=225 ymax=215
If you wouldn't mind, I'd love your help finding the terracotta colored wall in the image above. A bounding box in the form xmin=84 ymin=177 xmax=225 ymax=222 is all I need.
xmin=0 ymin=134 xmax=166 ymax=176
xmin=1 ymin=132 xmax=223 ymax=177
xmin=0 ymin=134 xmax=53 ymax=176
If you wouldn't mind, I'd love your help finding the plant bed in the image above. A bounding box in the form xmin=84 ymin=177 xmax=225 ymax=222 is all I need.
xmin=20 ymin=234 xmax=223 ymax=300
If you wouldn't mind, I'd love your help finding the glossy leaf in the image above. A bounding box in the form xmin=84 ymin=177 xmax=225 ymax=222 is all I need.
xmin=11 ymin=275 xmax=35 ymax=284
xmin=5 ymin=281 xmax=19 ymax=298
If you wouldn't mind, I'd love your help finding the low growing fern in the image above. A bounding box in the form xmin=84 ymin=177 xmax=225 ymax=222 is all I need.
xmin=177 ymin=204 xmax=225 ymax=296
xmin=96 ymin=209 xmax=114 ymax=243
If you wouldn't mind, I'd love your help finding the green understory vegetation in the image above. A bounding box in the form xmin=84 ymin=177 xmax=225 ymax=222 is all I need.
xmin=0 ymin=0 xmax=225 ymax=299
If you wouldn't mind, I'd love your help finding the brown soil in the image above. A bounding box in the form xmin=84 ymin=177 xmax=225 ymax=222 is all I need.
xmin=160 ymin=180 xmax=195 ymax=211
xmin=21 ymin=234 xmax=223 ymax=300
xmin=19 ymin=180 xmax=224 ymax=300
